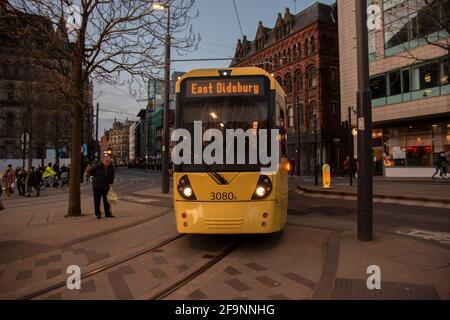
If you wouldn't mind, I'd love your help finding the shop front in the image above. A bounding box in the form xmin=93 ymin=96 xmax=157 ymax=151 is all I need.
xmin=378 ymin=120 xmax=450 ymax=177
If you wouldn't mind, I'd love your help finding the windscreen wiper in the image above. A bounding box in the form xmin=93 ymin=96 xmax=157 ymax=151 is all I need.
xmin=185 ymin=148 xmax=228 ymax=184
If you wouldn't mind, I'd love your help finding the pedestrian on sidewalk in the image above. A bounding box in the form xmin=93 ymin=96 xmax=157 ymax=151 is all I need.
xmin=60 ymin=164 xmax=69 ymax=189
xmin=26 ymin=167 xmax=41 ymax=197
xmin=86 ymin=154 xmax=115 ymax=219
xmin=343 ymin=156 xmax=350 ymax=177
xmin=2 ymin=164 xmax=15 ymax=197
xmin=432 ymin=153 xmax=445 ymax=179
xmin=16 ymin=168 xmax=27 ymax=196
xmin=441 ymin=152 xmax=448 ymax=179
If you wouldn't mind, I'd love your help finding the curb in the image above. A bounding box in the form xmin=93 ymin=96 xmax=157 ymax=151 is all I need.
xmin=296 ymin=186 xmax=450 ymax=205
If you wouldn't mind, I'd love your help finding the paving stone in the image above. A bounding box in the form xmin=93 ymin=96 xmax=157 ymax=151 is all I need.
xmin=44 ymin=292 xmax=63 ymax=300
xmin=46 ymin=269 xmax=62 ymax=279
xmin=225 ymin=278 xmax=251 ymax=292
xmin=284 ymin=272 xmax=316 ymax=290
xmin=35 ymin=258 xmax=49 ymax=267
xmin=61 ymin=246 xmax=73 ymax=252
xmin=152 ymin=256 xmax=168 ymax=265
xmin=188 ymin=289 xmax=207 ymax=300
xmin=149 ymin=267 xmax=168 ymax=279
xmin=85 ymin=250 xmax=111 ymax=264
xmin=254 ymin=275 xmax=280 ymax=288
xmin=15 ymin=270 xmax=32 ymax=281
xmin=332 ymin=278 xmax=441 ymax=300
xmin=107 ymin=265 xmax=135 ymax=300
xmin=175 ymin=264 xmax=189 ymax=273
xmin=224 ymin=266 xmax=242 ymax=276
xmin=268 ymin=293 xmax=290 ymax=300
xmin=244 ymin=262 xmax=267 ymax=272
xmin=73 ymin=248 xmax=86 ymax=255
xmin=79 ymin=279 xmax=96 ymax=293
xmin=48 ymin=254 xmax=62 ymax=263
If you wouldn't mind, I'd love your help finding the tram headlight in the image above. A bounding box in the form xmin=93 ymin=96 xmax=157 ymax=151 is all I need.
xmin=183 ymin=187 xmax=193 ymax=197
xmin=252 ymin=175 xmax=272 ymax=200
xmin=178 ymin=175 xmax=196 ymax=200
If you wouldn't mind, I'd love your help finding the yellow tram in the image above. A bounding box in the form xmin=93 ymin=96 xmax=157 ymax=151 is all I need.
xmin=173 ymin=67 xmax=289 ymax=234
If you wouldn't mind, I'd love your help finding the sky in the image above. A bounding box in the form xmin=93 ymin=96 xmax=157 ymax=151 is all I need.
xmin=95 ymin=0 xmax=329 ymax=135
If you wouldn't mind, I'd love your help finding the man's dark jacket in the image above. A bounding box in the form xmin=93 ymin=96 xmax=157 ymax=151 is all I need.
xmin=88 ymin=163 xmax=115 ymax=190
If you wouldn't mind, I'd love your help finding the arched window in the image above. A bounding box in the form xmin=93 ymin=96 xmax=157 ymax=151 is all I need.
xmin=295 ymin=70 xmax=303 ymax=93
xmin=304 ymin=38 xmax=309 ymax=56
xmin=282 ymin=49 xmax=287 ymax=65
xmin=310 ymin=36 xmax=316 ymax=54
xmin=285 ymin=74 xmax=293 ymax=94
xmin=288 ymin=105 xmax=294 ymax=128
xmin=308 ymin=67 xmax=318 ymax=88
xmin=287 ymin=48 xmax=291 ymax=63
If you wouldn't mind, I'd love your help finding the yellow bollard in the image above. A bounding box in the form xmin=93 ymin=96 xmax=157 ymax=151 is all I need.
xmin=322 ymin=164 xmax=331 ymax=188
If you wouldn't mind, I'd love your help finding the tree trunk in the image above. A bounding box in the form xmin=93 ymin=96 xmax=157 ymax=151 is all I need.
xmin=67 ymin=60 xmax=83 ymax=217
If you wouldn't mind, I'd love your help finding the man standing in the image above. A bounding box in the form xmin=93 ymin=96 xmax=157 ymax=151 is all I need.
xmin=87 ymin=155 xmax=115 ymax=219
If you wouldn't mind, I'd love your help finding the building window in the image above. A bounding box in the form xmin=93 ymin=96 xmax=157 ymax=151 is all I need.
xmin=309 ymin=100 xmax=317 ymax=125
xmin=441 ymin=57 xmax=449 ymax=85
xmin=288 ymin=105 xmax=294 ymax=128
xmin=412 ymin=61 xmax=440 ymax=91
xmin=285 ymin=74 xmax=293 ymax=94
xmin=383 ymin=0 xmax=449 ymax=51
xmin=308 ymin=68 xmax=318 ymax=88
xmin=295 ymin=70 xmax=303 ymax=93
xmin=402 ymin=69 xmax=410 ymax=93
xmin=370 ymin=75 xmax=386 ymax=99
xmin=388 ymin=70 xmax=402 ymax=96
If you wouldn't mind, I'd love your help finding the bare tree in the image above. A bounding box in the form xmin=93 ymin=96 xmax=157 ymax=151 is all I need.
xmin=3 ymin=0 xmax=199 ymax=216
xmin=378 ymin=0 xmax=449 ymax=66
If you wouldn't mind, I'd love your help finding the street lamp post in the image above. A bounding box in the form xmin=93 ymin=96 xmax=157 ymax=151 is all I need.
xmin=295 ymin=96 xmax=301 ymax=176
xmin=355 ymin=0 xmax=373 ymax=241
xmin=348 ymin=106 xmax=354 ymax=186
xmin=154 ymin=3 xmax=171 ymax=193
xmin=312 ymin=113 xmax=318 ymax=186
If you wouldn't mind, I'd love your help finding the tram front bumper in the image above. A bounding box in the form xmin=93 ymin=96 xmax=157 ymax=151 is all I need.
xmin=174 ymin=200 xmax=283 ymax=234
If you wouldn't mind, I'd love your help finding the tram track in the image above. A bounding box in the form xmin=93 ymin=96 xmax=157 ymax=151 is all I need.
xmin=15 ymin=233 xmax=184 ymax=300
xmin=144 ymin=239 xmax=244 ymax=300
xmin=11 ymin=233 xmax=245 ymax=300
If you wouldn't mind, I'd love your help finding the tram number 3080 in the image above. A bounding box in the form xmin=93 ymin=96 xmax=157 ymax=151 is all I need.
xmin=210 ymin=192 xmax=237 ymax=201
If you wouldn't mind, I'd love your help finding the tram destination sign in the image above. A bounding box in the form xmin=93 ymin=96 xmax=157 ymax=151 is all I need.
xmin=185 ymin=77 xmax=265 ymax=98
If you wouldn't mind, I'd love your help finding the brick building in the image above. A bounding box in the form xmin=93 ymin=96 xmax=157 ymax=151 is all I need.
xmin=230 ymin=3 xmax=346 ymax=175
